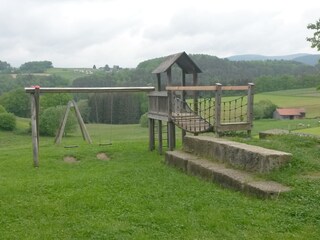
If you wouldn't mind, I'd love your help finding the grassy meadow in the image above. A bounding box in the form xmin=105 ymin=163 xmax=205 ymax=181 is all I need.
xmin=255 ymin=88 xmax=320 ymax=118
xmin=1 ymin=87 xmax=320 ymax=239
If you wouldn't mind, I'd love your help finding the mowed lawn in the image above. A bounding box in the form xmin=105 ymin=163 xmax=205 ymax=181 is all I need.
xmin=1 ymin=120 xmax=320 ymax=239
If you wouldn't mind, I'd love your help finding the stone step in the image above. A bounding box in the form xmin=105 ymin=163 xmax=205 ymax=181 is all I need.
xmin=183 ymin=135 xmax=292 ymax=173
xmin=165 ymin=150 xmax=291 ymax=199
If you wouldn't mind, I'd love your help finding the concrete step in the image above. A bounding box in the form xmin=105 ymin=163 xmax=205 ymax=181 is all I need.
xmin=165 ymin=150 xmax=291 ymax=199
xmin=183 ymin=135 xmax=292 ymax=173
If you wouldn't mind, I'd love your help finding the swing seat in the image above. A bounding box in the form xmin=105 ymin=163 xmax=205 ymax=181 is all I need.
xmin=99 ymin=143 xmax=112 ymax=146
xmin=64 ymin=145 xmax=79 ymax=148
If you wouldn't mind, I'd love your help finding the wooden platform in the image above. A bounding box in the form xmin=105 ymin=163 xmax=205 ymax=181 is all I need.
xmin=172 ymin=112 xmax=212 ymax=133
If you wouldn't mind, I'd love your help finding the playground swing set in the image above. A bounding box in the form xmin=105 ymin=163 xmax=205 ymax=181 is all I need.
xmin=25 ymin=51 xmax=254 ymax=167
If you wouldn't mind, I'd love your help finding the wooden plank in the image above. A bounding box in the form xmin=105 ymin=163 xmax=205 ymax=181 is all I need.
xmin=166 ymin=86 xmax=218 ymax=91
xmin=25 ymin=86 xmax=155 ymax=94
xmin=221 ymin=86 xmax=249 ymax=91
xmin=148 ymin=91 xmax=168 ymax=97
xmin=166 ymin=85 xmax=249 ymax=91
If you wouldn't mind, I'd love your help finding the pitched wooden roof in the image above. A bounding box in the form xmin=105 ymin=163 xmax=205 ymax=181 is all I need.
xmin=152 ymin=52 xmax=202 ymax=74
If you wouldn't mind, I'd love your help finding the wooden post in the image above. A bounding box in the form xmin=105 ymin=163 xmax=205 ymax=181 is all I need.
xmin=73 ymin=100 xmax=92 ymax=143
xmin=158 ymin=120 xmax=163 ymax=155
xmin=181 ymin=70 xmax=186 ymax=143
xmin=149 ymin=118 xmax=155 ymax=151
xmin=167 ymin=68 xmax=175 ymax=151
xmin=215 ymin=83 xmax=222 ymax=136
xmin=247 ymin=83 xmax=255 ymax=136
xmin=30 ymin=89 xmax=40 ymax=167
xmin=193 ymin=72 xmax=199 ymax=136
xmin=156 ymin=73 xmax=161 ymax=91
xmin=55 ymin=101 xmax=72 ymax=144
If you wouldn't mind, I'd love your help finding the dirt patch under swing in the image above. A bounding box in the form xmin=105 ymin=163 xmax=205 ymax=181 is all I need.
xmin=64 ymin=156 xmax=79 ymax=163
xmin=96 ymin=152 xmax=110 ymax=161
xmin=302 ymin=172 xmax=320 ymax=180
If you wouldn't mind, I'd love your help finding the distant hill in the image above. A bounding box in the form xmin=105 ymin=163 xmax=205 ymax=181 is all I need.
xmin=228 ymin=53 xmax=320 ymax=66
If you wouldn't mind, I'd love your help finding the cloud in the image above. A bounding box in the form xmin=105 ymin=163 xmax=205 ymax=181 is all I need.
xmin=0 ymin=0 xmax=319 ymax=67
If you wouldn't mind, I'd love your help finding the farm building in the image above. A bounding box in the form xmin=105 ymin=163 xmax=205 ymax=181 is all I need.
xmin=273 ymin=108 xmax=306 ymax=120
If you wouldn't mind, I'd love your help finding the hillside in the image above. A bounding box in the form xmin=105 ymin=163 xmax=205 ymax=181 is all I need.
xmin=227 ymin=53 xmax=320 ymax=66
xmin=0 ymin=53 xmax=320 ymax=96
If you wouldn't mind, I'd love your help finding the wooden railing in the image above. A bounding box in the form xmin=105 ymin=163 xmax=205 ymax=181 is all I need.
xmin=148 ymin=91 xmax=169 ymax=121
xmin=165 ymin=83 xmax=254 ymax=135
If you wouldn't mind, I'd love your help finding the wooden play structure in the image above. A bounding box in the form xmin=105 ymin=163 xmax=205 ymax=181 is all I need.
xmin=148 ymin=52 xmax=254 ymax=154
xmin=25 ymin=52 xmax=254 ymax=167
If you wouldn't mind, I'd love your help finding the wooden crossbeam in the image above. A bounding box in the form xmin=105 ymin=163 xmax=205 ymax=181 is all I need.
xmin=166 ymin=85 xmax=249 ymax=91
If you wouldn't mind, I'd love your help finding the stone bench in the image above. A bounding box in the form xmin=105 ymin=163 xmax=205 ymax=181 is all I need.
xmin=183 ymin=135 xmax=292 ymax=173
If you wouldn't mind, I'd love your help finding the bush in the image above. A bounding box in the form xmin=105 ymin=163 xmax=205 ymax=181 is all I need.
xmin=39 ymin=106 xmax=77 ymax=136
xmin=0 ymin=105 xmax=6 ymax=114
xmin=0 ymin=89 xmax=30 ymax=117
xmin=253 ymin=100 xmax=277 ymax=119
xmin=139 ymin=113 xmax=149 ymax=128
xmin=0 ymin=113 xmax=16 ymax=131
xmin=77 ymin=100 xmax=90 ymax=123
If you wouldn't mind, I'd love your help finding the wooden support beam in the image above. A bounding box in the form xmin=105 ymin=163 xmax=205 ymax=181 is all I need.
xmin=165 ymin=85 xmax=249 ymax=91
xmin=214 ymin=83 xmax=222 ymax=136
xmin=55 ymin=100 xmax=92 ymax=144
xmin=72 ymin=100 xmax=92 ymax=144
xmin=55 ymin=101 xmax=72 ymax=144
xmin=30 ymin=90 xmax=40 ymax=167
xmin=25 ymin=86 xmax=155 ymax=94
xmin=149 ymin=118 xmax=155 ymax=151
xmin=247 ymin=83 xmax=255 ymax=136
xmin=158 ymin=120 xmax=163 ymax=155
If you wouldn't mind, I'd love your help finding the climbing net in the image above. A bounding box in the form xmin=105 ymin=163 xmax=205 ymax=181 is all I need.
xmin=221 ymin=95 xmax=248 ymax=123
xmin=172 ymin=94 xmax=215 ymax=125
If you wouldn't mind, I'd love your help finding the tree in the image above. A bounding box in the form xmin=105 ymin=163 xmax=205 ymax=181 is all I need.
xmin=19 ymin=61 xmax=53 ymax=73
xmin=41 ymin=93 xmax=73 ymax=110
xmin=307 ymin=18 xmax=320 ymax=51
xmin=0 ymin=89 xmax=30 ymax=117
xmin=39 ymin=106 xmax=77 ymax=136
xmin=0 ymin=60 xmax=11 ymax=73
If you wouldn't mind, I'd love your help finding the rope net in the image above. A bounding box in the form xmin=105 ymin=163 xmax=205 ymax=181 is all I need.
xmin=171 ymin=92 xmax=249 ymax=133
xmin=221 ymin=96 xmax=248 ymax=123
xmin=171 ymin=94 xmax=213 ymax=133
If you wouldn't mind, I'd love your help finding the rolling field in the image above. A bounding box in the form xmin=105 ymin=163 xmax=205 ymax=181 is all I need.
xmin=255 ymin=88 xmax=320 ymax=118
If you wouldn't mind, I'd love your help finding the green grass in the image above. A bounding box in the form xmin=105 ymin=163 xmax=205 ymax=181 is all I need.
xmin=1 ymin=118 xmax=320 ymax=239
xmin=46 ymin=68 xmax=96 ymax=83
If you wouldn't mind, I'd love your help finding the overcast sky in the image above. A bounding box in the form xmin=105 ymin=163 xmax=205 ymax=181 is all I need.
xmin=0 ymin=0 xmax=319 ymax=68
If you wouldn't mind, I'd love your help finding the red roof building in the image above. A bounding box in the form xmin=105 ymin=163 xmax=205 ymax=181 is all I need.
xmin=273 ymin=108 xmax=306 ymax=120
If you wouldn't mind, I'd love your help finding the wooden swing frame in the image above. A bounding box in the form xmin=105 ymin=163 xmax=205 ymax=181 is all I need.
xmin=25 ymin=86 xmax=155 ymax=167
xmin=55 ymin=100 xmax=92 ymax=145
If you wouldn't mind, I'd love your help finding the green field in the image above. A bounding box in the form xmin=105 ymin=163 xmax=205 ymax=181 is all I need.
xmin=1 ymin=117 xmax=320 ymax=239
xmin=46 ymin=68 xmax=96 ymax=83
xmin=1 ymin=87 xmax=320 ymax=239
xmin=255 ymin=88 xmax=320 ymax=118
